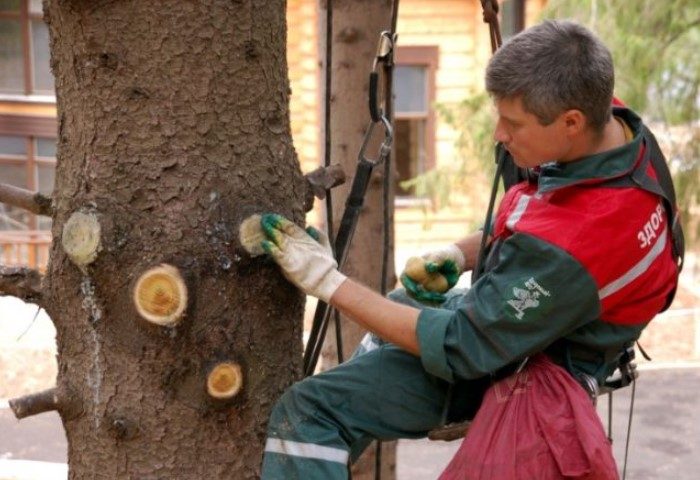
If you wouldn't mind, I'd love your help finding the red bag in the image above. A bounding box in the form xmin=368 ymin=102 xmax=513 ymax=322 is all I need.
xmin=439 ymin=355 xmax=619 ymax=480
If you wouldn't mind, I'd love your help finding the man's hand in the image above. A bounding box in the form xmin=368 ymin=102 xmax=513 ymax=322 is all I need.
xmin=400 ymin=244 xmax=465 ymax=303
xmin=260 ymin=213 xmax=347 ymax=303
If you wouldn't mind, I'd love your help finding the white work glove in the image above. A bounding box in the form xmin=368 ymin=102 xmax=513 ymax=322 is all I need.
xmin=400 ymin=244 xmax=466 ymax=303
xmin=260 ymin=213 xmax=347 ymax=303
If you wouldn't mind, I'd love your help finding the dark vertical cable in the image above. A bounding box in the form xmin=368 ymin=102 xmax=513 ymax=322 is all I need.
xmin=334 ymin=309 xmax=344 ymax=363
xmin=322 ymin=0 xmax=344 ymax=367
xmin=622 ymin=380 xmax=636 ymax=480
xmin=377 ymin=5 xmax=400 ymax=479
xmin=607 ymin=392 xmax=613 ymax=442
xmin=380 ymin=4 xmax=399 ymax=297
xmin=323 ymin=0 xmax=334 ymax=247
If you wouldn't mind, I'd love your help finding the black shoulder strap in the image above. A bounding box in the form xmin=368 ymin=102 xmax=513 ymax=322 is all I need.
xmin=499 ymin=145 xmax=533 ymax=192
xmin=638 ymin=126 xmax=685 ymax=272
xmin=629 ymin=127 xmax=685 ymax=311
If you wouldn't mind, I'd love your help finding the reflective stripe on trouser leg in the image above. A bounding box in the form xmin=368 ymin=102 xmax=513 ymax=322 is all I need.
xmin=261 ymin=344 xmax=452 ymax=480
xmin=263 ymin=438 xmax=349 ymax=480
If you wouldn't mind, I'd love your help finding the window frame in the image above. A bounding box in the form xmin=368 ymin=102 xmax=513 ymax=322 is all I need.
xmin=0 ymin=0 xmax=54 ymax=99
xmin=394 ymin=45 xmax=438 ymax=172
xmin=0 ymin=115 xmax=57 ymax=230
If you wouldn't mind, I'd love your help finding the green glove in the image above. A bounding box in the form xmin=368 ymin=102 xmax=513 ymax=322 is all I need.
xmin=400 ymin=244 xmax=465 ymax=303
xmin=260 ymin=214 xmax=346 ymax=303
xmin=400 ymin=273 xmax=450 ymax=304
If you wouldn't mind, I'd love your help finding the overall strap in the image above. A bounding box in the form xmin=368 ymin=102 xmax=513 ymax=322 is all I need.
xmin=602 ymin=128 xmax=685 ymax=310
xmin=638 ymin=125 xmax=685 ymax=272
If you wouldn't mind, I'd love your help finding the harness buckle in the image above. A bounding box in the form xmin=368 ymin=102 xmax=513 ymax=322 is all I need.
xmin=599 ymin=345 xmax=639 ymax=395
xmin=576 ymin=372 xmax=600 ymax=405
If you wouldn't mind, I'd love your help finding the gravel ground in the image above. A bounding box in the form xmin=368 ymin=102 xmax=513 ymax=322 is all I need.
xmin=2 ymin=293 xmax=699 ymax=479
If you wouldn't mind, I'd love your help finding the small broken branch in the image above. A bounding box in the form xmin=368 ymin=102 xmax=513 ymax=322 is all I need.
xmin=9 ymin=388 xmax=59 ymax=420
xmin=9 ymin=385 xmax=82 ymax=420
xmin=0 ymin=265 xmax=43 ymax=303
xmin=0 ymin=182 xmax=53 ymax=216
xmin=304 ymin=164 xmax=346 ymax=211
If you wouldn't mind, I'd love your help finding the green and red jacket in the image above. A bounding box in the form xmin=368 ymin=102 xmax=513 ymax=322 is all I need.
xmin=416 ymin=107 xmax=680 ymax=384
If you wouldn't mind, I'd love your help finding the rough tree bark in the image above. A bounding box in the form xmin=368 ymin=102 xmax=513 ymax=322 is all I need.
xmin=11 ymin=1 xmax=307 ymax=478
xmin=319 ymin=0 xmax=398 ymax=478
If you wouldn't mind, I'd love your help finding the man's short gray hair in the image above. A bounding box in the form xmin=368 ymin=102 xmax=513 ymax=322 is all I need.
xmin=486 ymin=20 xmax=614 ymax=132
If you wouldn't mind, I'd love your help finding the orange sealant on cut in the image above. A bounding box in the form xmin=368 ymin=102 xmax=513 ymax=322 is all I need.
xmin=133 ymin=264 xmax=187 ymax=326
xmin=207 ymin=362 xmax=243 ymax=399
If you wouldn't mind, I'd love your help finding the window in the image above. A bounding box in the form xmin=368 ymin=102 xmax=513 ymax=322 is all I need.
xmin=0 ymin=133 xmax=55 ymax=231
xmin=0 ymin=131 xmax=55 ymax=267
xmin=501 ymin=0 xmax=525 ymax=40
xmin=394 ymin=47 xmax=438 ymax=198
xmin=0 ymin=0 xmax=55 ymax=96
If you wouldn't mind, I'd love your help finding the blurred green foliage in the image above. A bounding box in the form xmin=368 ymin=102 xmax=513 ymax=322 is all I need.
xmin=407 ymin=0 xmax=700 ymax=244
xmin=544 ymin=0 xmax=700 ymax=245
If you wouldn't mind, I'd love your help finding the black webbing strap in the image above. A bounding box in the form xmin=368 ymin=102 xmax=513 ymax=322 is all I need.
xmin=302 ymin=160 xmax=372 ymax=375
xmin=303 ymin=17 xmax=399 ymax=379
xmin=303 ymin=131 xmax=390 ymax=376
xmin=604 ymin=122 xmax=685 ymax=309
xmin=639 ymin=125 xmax=685 ymax=271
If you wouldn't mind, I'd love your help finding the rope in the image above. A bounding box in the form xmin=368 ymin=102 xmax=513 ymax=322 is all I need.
xmin=480 ymin=0 xmax=503 ymax=52
xmin=607 ymin=391 xmax=613 ymax=442
xmin=622 ymin=379 xmax=637 ymax=479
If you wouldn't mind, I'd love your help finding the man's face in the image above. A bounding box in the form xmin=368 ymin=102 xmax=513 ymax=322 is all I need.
xmin=493 ymin=96 xmax=570 ymax=168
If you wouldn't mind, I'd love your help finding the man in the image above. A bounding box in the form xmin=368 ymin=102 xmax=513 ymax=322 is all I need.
xmin=258 ymin=20 xmax=681 ymax=479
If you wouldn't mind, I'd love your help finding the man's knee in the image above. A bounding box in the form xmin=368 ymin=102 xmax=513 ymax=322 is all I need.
xmin=267 ymin=381 xmax=314 ymax=437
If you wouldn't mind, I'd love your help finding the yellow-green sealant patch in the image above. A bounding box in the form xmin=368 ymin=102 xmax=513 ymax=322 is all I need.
xmin=61 ymin=211 xmax=102 ymax=268
xmin=239 ymin=214 xmax=266 ymax=257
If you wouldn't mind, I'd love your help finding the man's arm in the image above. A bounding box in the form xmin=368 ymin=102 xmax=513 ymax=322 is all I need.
xmin=332 ymin=231 xmax=486 ymax=354
xmin=454 ymin=231 xmax=485 ymax=271
xmin=330 ymin=278 xmax=421 ymax=355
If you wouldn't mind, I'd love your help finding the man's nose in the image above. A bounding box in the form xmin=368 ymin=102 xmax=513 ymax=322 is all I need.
xmin=493 ymin=121 xmax=510 ymax=143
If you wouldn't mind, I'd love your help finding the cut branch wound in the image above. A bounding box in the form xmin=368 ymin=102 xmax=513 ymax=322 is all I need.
xmin=62 ymin=211 xmax=102 ymax=269
xmin=133 ymin=264 xmax=188 ymax=326
xmin=0 ymin=266 xmax=43 ymax=303
xmin=239 ymin=214 xmax=266 ymax=257
xmin=304 ymin=164 xmax=346 ymax=211
xmin=0 ymin=182 xmax=53 ymax=216
xmin=206 ymin=362 xmax=244 ymax=399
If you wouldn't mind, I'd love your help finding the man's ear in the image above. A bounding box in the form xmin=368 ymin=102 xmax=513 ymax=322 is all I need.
xmin=561 ymin=109 xmax=586 ymax=136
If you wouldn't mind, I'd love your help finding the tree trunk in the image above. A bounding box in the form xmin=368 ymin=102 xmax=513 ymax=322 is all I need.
xmin=41 ymin=1 xmax=305 ymax=477
xmin=319 ymin=0 xmax=397 ymax=478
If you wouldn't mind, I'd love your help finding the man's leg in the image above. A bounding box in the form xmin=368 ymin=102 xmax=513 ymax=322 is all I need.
xmin=261 ymin=344 xmax=451 ymax=480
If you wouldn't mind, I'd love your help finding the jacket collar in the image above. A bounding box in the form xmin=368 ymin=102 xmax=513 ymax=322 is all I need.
xmin=537 ymin=107 xmax=643 ymax=193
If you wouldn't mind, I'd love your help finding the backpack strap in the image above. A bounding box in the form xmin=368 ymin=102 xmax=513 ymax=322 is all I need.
xmin=638 ymin=125 xmax=685 ymax=272
xmin=601 ymin=127 xmax=684 ymax=310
